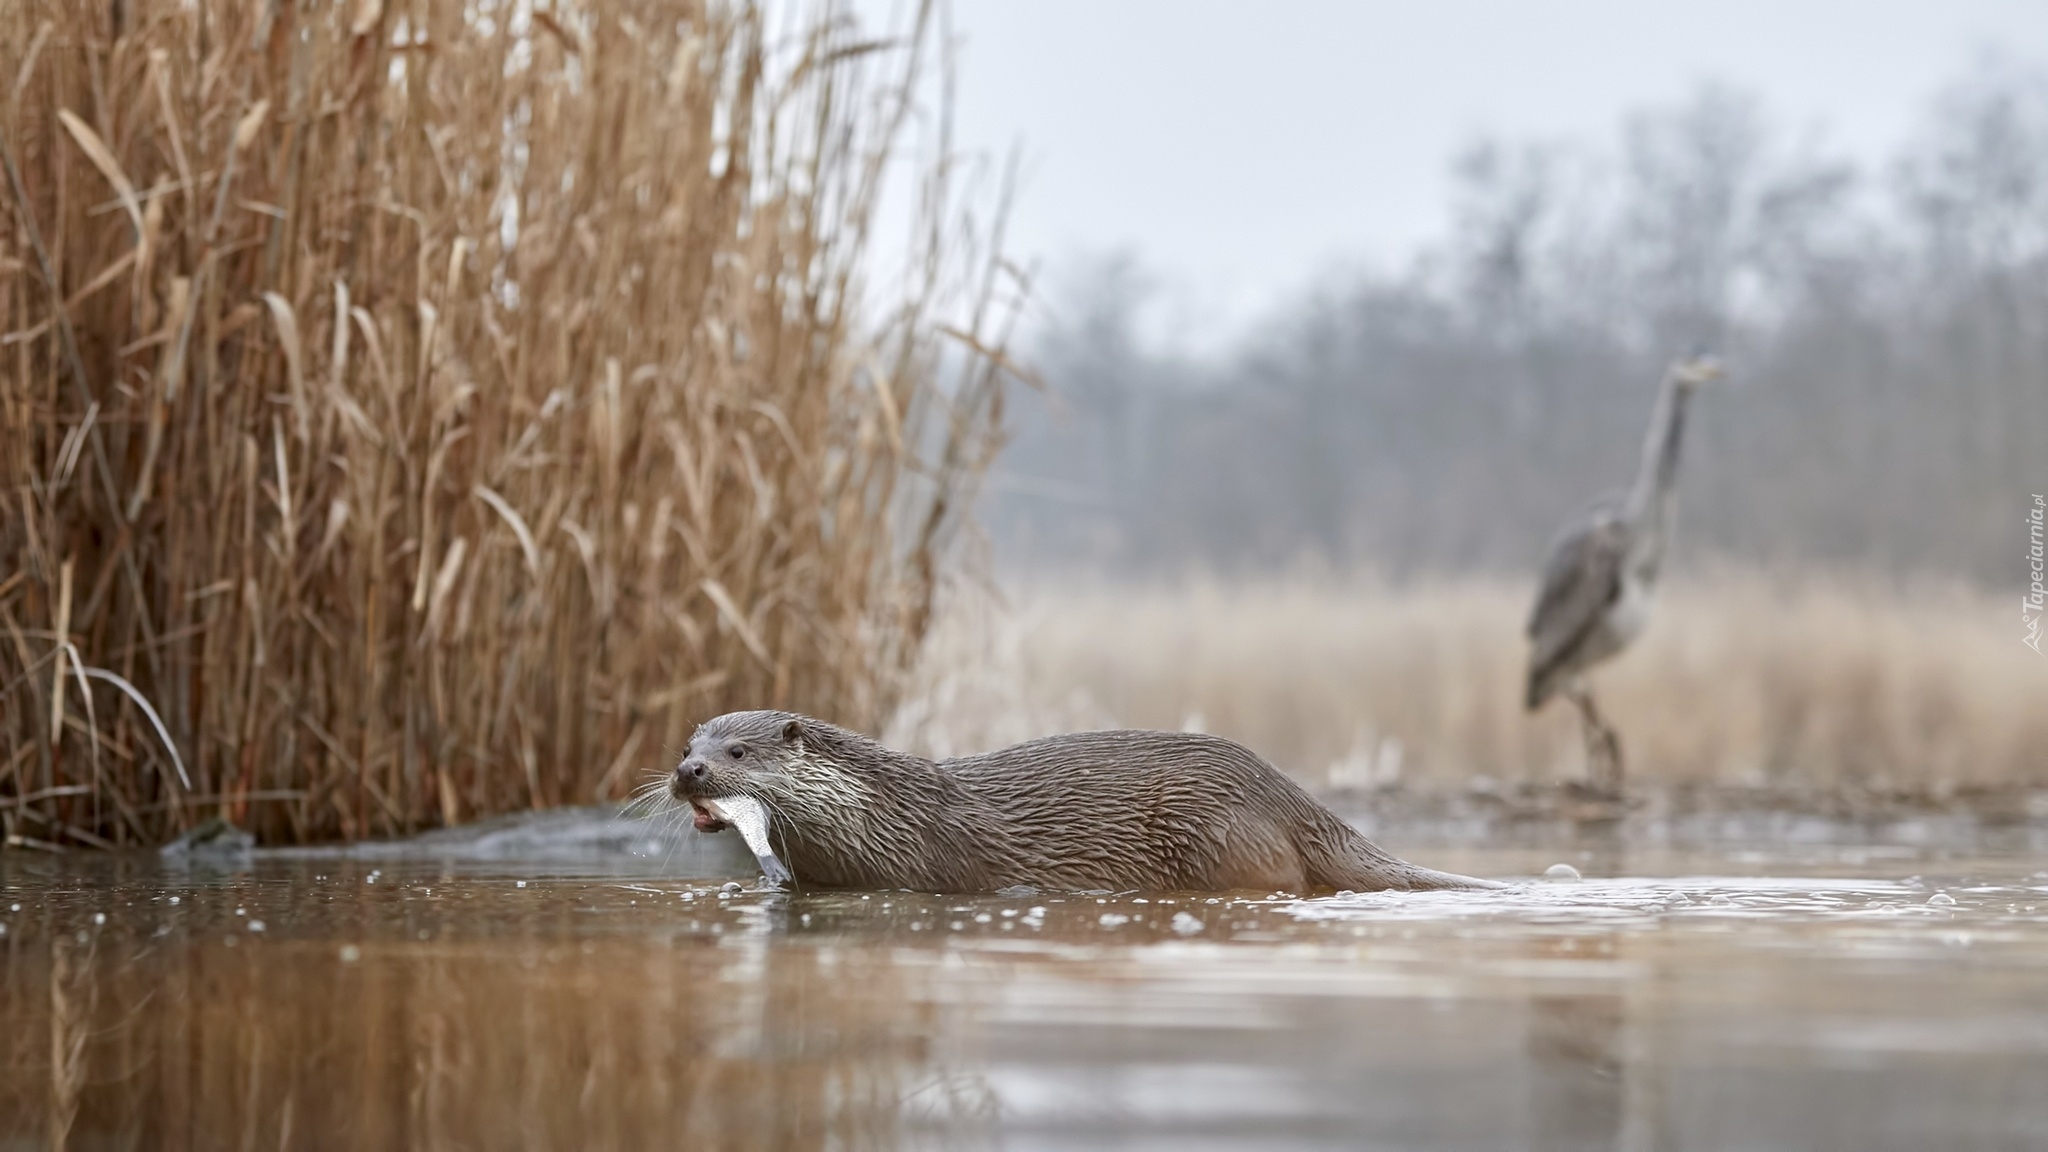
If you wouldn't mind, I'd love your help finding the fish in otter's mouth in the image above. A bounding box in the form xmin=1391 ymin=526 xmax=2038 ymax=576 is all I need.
xmin=685 ymin=796 xmax=730 ymax=833
xmin=689 ymin=794 xmax=792 ymax=886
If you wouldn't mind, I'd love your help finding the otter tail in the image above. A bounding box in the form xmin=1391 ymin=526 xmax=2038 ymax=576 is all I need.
xmin=1374 ymin=862 xmax=1506 ymax=891
xmin=1305 ymin=823 xmax=1505 ymax=891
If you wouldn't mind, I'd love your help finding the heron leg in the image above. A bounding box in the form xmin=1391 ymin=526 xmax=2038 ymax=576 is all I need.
xmin=1565 ymin=681 xmax=1625 ymax=796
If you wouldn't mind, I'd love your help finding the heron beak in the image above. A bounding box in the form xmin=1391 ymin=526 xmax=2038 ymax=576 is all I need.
xmin=1679 ymin=356 xmax=1725 ymax=386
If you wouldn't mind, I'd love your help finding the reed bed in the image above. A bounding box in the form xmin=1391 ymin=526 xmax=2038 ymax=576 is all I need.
xmin=890 ymin=574 xmax=2048 ymax=807
xmin=1 ymin=0 xmax=1019 ymax=846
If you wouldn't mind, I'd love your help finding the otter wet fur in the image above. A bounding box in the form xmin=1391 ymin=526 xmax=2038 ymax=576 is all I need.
xmin=658 ymin=710 xmax=1497 ymax=894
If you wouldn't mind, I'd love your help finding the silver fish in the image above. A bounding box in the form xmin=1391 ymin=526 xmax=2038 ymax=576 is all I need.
xmin=706 ymin=795 xmax=792 ymax=886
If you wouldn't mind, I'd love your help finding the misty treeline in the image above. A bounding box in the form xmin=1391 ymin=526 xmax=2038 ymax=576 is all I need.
xmin=990 ymin=65 xmax=2048 ymax=583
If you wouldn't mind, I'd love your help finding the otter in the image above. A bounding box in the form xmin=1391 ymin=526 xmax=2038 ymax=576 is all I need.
xmin=667 ymin=710 xmax=1496 ymax=894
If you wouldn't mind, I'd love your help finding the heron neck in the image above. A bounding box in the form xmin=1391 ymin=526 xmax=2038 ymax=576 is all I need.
xmin=1625 ymin=370 xmax=1694 ymax=559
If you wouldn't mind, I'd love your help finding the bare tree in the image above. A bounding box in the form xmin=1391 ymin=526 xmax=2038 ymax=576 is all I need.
xmin=987 ymin=71 xmax=2048 ymax=590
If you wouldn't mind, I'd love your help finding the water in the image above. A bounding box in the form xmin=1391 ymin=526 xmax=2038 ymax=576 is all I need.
xmin=5 ymin=812 xmax=2048 ymax=1150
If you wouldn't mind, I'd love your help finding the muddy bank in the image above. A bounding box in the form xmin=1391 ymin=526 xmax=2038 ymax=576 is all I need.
xmin=1332 ymin=781 xmax=2048 ymax=847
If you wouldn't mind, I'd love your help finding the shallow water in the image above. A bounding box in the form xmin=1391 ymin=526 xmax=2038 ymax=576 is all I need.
xmin=5 ymin=814 xmax=2048 ymax=1150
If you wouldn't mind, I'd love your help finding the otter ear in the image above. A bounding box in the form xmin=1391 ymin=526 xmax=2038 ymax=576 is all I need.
xmin=781 ymin=718 xmax=803 ymax=743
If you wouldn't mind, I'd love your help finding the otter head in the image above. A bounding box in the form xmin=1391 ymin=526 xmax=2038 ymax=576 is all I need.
xmin=670 ymin=710 xmax=809 ymax=832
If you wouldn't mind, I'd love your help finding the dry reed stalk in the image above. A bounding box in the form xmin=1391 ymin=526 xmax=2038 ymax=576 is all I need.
xmin=1 ymin=0 xmax=1020 ymax=845
xmin=889 ymin=574 xmax=2048 ymax=801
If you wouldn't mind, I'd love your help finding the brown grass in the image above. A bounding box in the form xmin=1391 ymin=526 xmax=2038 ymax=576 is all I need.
xmin=1 ymin=0 xmax=1020 ymax=846
xmin=889 ymin=573 xmax=2048 ymax=805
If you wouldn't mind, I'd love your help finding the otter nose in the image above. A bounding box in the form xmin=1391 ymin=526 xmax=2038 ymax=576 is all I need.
xmin=674 ymin=760 xmax=708 ymax=785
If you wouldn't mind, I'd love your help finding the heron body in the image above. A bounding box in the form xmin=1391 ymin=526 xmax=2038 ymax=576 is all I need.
xmin=1524 ymin=355 xmax=1722 ymax=790
xmin=1524 ymin=497 xmax=1659 ymax=710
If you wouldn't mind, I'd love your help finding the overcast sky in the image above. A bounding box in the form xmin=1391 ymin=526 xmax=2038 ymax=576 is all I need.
xmin=864 ymin=0 xmax=2048 ymax=347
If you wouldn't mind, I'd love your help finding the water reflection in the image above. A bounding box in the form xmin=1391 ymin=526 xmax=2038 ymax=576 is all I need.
xmin=4 ymin=833 xmax=2048 ymax=1150
xmin=4 ymin=883 xmax=974 ymax=1148
xmin=1529 ymin=992 xmax=1625 ymax=1152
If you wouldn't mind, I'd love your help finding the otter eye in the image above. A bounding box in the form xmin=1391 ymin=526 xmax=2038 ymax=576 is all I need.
xmin=727 ymin=744 xmax=747 ymax=760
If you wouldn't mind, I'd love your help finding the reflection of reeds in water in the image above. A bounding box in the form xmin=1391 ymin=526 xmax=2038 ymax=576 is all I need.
xmin=0 ymin=0 xmax=1015 ymax=847
xmin=891 ymin=574 xmax=2046 ymax=802
xmin=45 ymin=933 xmax=92 ymax=1151
xmin=0 ymin=914 xmax=994 ymax=1150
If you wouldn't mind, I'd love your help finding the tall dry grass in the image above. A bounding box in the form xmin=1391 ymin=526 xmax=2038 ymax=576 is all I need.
xmin=889 ymin=574 xmax=2048 ymax=807
xmin=1 ymin=0 xmax=1020 ymax=846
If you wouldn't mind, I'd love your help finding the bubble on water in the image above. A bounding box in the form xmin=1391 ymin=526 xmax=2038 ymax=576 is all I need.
xmin=516 ymin=881 xmax=527 ymax=888
xmin=93 ymin=913 xmax=106 ymax=925
xmin=1544 ymin=863 xmax=1582 ymax=882
xmin=236 ymin=908 xmax=246 ymax=916
xmin=721 ymin=882 xmax=743 ymax=896
xmin=1099 ymin=913 xmax=1130 ymax=928
xmin=8 ymin=903 xmax=18 ymax=912
xmin=973 ymin=913 xmax=992 ymax=924
xmin=1928 ymin=892 xmax=1957 ymax=906
xmin=248 ymin=920 xmax=265 ymax=933
xmin=949 ymin=921 xmax=965 ymax=930
xmin=339 ymin=944 xmax=361 ymax=963
xmin=1171 ymin=912 xmax=1205 ymax=935
xmin=800 ymin=913 xmax=812 ymax=925
xmin=168 ymin=897 xmax=179 ymax=905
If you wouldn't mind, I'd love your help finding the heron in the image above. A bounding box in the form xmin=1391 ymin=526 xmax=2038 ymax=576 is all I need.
xmin=1524 ymin=353 xmax=1724 ymax=794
